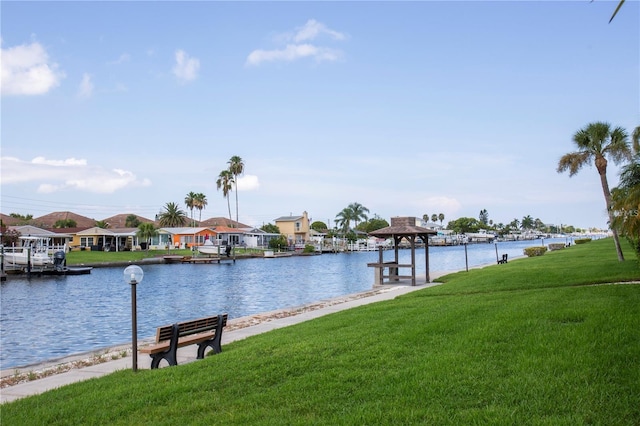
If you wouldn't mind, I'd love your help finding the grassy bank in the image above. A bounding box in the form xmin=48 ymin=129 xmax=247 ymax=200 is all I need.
xmin=3 ymin=239 xmax=639 ymax=424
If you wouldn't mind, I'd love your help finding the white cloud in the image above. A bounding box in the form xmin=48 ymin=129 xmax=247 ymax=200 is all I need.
xmin=246 ymin=44 xmax=341 ymax=66
xmin=292 ymin=19 xmax=346 ymax=43
xmin=77 ymin=73 xmax=94 ymax=99
xmin=246 ymin=20 xmax=346 ymax=67
xmin=237 ymin=174 xmax=260 ymax=191
xmin=172 ymin=49 xmax=200 ymax=83
xmin=0 ymin=156 xmax=151 ymax=193
xmin=1 ymin=41 xmax=65 ymax=96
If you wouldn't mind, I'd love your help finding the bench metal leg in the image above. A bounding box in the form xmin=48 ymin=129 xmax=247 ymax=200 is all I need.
xmin=149 ymin=323 xmax=180 ymax=369
xmin=196 ymin=315 xmax=225 ymax=358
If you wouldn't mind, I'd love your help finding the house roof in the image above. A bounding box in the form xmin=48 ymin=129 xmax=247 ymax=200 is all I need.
xmin=101 ymin=214 xmax=155 ymax=228
xmin=199 ymin=217 xmax=249 ymax=228
xmin=76 ymin=227 xmax=139 ymax=236
xmin=8 ymin=225 xmax=72 ymax=238
xmin=31 ymin=211 xmax=96 ymax=229
xmin=274 ymin=215 xmax=304 ymax=222
xmin=1 ymin=213 xmax=22 ymax=226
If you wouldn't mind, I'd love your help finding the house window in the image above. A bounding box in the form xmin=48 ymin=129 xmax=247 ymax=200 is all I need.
xmin=80 ymin=237 xmax=94 ymax=247
xmin=295 ymin=221 xmax=301 ymax=232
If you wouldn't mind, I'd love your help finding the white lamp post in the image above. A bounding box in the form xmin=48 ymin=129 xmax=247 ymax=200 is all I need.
xmin=124 ymin=265 xmax=144 ymax=371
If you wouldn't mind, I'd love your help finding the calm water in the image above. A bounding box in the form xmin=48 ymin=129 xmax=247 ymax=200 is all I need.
xmin=1 ymin=238 xmax=570 ymax=369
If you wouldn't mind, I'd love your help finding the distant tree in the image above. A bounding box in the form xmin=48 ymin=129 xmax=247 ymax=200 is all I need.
xmin=438 ymin=213 xmax=445 ymax=225
xmin=557 ymin=121 xmax=632 ymax=261
xmin=95 ymin=220 xmax=109 ymax=229
xmin=509 ymin=218 xmax=521 ymax=231
xmin=216 ymin=169 xmax=234 ymax=227
xmin=125 ymin=214 xmax=141 ymax=228
xmin=447 ymin=217 xmax=481 ymax=234
xmin=228 ymin=156 xmax=244 ymax=225
xmin=136 ymin=223 xmax=158 ymax=252
xmin=431 ymin=214 xmax=438 ymax=223
xmin=362 ymin=216 xmax=389 ymax=233
xmin=185 ymin=192 xmax=197 ymax=227
xmin=335 ymin=208 xmax=354 ymax=233
xmin=2 ymin=228 xmax=21 ymax=246
xmin=54 ymin=219 xmax=76 ymax=228
xmin=479 ymin=209 xmax=489 ymax=226
xmin=9 ymin=213 xmax=33 ymax=225
xmin=268 ymin=234 xmax=287 ymax=250
xmin=422 ymin=214 xmax=430 ymax=222
xmin=311 ymin=221 xmax=328 ymax=232
xmin=348 ymin=202 xmax=370 ymax=230
xmin=194 ymin=192 xmax=207 ymax=225
xmin=261 ymin=223 xmax=280 ymax=234
xmin=521 ymin=215 xmax=534 ymax=230
xmin=157 ymin=202 xmax=187 ymax=227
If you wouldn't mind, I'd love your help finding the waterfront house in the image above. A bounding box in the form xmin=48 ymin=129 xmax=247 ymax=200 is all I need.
xmin=274 ymin=211 xmax=311 ymax=247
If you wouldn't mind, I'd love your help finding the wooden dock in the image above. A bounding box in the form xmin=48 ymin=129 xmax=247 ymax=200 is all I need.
xmin=178 ymin=256 xmax=234 ymax=264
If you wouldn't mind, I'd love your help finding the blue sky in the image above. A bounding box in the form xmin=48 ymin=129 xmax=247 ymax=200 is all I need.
xmin=1 ymin=1 xmax=638 ymax=230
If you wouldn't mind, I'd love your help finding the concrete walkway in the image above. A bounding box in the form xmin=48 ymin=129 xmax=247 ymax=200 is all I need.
xmin=1 ymin=281 xmax=438 ymax=404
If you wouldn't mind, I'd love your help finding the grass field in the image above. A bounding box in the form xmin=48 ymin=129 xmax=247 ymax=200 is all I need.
xmin=3 ymin=238 xmax=639 ymax=425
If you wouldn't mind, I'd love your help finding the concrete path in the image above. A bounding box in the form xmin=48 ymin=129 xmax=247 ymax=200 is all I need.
xmin=1 ymin=281 xmax=438 ymax=404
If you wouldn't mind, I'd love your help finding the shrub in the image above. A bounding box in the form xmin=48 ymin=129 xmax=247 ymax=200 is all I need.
xmin=574 ymin=238 xmax=592 ymax=245
xmin=524 ymin=246 xmax=547 ymax=257
xmin=548 ymin=243 xmax=565 ymax=251
xmin=303 ymin=244 xmax=316 ymax=253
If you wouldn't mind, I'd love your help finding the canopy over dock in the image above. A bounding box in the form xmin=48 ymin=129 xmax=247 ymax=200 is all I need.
xmin=367 ymin=217 xmax=437 ymax=286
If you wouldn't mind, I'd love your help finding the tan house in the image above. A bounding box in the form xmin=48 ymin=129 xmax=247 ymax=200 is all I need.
xmin=274 ymin=211 xmax=311 ymax=247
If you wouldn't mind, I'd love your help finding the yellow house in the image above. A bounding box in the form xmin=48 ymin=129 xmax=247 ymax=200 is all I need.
xmin=274 ymin=211 xmax=311 ymax=247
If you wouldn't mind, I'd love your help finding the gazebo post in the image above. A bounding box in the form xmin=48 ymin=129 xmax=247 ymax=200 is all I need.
xmin=410 ymin=235 xmax=416 ymax=286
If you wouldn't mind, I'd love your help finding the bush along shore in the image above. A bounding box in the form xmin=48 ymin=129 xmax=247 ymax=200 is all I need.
xmin=2 ymin=238 xmax=639 ymax=424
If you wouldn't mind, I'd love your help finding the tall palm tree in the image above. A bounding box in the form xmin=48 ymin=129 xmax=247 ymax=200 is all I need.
xmin=348 ymin=202 xmax=370 ymax=230
xmin=194 ymin=193 xmax=207 ymax=225
xmin=185 ymin=192 xmax=197 ymax=227
xmin=557 ymin=121 xmax=632 ymax=261
xmin=228 ymin=156 xmax=244 ymax=225
xmin=157 ymin=202 xmax=188 ymax=227
xmin=136 ymin=222 xmax=158 ymax=252
xmin=431 ymin=214 xmax=438 ymax=223
xmin=335 ymin=208 xmax=353 ymax=234
xmin=438 ymin=213 xmax=445 ymax=225
xmin=216 ymin=170 xmax=234 ymax=226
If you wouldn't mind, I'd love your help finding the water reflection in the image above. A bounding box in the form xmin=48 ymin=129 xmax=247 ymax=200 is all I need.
xmin=1 ymin=239 xmax=567 ymax=369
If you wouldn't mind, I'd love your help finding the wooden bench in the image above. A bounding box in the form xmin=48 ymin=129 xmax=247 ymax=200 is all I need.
xmin=139 ymin=313 xmax=228 ymax=369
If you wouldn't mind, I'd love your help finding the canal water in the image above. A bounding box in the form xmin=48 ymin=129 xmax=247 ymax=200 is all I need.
xmin=1 ymin=238 xmax=570 ymax=369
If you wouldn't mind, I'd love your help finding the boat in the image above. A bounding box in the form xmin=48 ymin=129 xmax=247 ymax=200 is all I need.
xmin=2 ymin=237 xmax=60 ymax=269
xmin=197 ymin=240 xmax=221 ymax=256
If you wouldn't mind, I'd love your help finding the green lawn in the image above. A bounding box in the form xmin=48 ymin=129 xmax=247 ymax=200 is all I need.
xmin=3 ymin=238 xmax=639 ymax=425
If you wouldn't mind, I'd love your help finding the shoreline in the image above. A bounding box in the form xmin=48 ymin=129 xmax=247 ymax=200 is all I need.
xmin=1 ymin=273 xmax=449 ymax=388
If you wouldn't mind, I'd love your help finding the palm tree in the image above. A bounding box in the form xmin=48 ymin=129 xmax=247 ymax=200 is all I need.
xmin=348 ymin=202 xmax=370 ymax=230
xmin=521 ymin=215 xmax=534 ymax=230
xmin=185 ymin=191 xmax=197 ymax=227
xmin=557 ymin=121 xmax=632 ymax=261
xmin=157 ymin=202 xmax=188 ymax=227
xmin=125 ymin=214 xmax=140 ymax=228
xmin=438 ymin=213 xmax=445 ymax=225
xmin=95 ymin=220 xmax=109 ymax=229
xmin=216 ymin=169 xmax=234 ymax=226
xmin=611 ymin=154 xmax=640 ymax=250
xmin=335 ymin=208 xmax=354 ymax=234
xmin=136 ymin=222 xmax=158 ymax=252
xmin=194 ymin=193 xmax=207 ymax=225
xmin=609 ymin=0 xmax=626 ymax=23
xmin=228 ymin=156 xmax=244 ymax=225
xmin=431 ymin=214 xmax=438 ymax=223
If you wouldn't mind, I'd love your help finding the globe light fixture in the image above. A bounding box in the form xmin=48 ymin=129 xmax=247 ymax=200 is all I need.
xmin=124 ymin=265 xmax=144 ymax=371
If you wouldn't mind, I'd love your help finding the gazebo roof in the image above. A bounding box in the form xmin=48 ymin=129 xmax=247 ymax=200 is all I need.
xmin=368 ymin=217 xmax=437 ymax=238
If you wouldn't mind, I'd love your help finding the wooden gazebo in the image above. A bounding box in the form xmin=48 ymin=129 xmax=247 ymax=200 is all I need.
xmin=367 ymin=217 xmax=437 ymax=286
